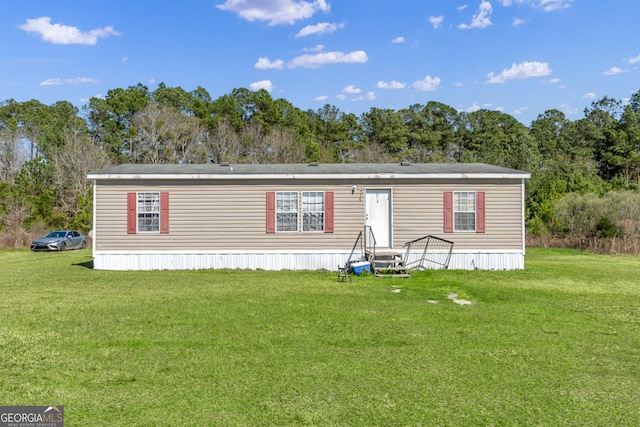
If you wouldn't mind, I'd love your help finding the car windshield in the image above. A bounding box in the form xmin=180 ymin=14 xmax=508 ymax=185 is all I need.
xmin=45 ymin=231 xmax=66 ymax=238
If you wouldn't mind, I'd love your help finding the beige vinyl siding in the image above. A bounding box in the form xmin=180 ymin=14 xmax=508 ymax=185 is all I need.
xmin=95 ymin=180 xmax=361 ymax=251
xmin=93 ymin=178 xmax=523 ymax=252
xmin=389 ymin=179 xmax=523 ymax=250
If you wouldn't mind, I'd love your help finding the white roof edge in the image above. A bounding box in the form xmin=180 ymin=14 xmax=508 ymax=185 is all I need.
xmin=87 ymin=172 xmax=531 ymax=180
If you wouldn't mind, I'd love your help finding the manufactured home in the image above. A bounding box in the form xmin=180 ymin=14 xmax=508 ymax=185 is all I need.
xmin=86 ymin=162 xmax=530 ymax=271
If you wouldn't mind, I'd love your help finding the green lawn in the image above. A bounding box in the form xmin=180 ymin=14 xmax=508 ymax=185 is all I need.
xmin=1 ymin=248 xmax=639 ymax=426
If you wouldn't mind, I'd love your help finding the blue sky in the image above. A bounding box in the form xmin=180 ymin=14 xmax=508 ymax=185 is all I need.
xmin=1 ymin=0 xmax=639 ymax=125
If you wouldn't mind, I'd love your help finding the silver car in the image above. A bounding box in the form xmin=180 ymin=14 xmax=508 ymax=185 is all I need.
xmin=31 ymin=230 xmax=88 ymax=251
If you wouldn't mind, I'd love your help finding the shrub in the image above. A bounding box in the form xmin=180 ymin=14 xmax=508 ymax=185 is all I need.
xmin=595 ymin=216 xmax=621 ymax=238
xmin=553 ymin=189 xmax=640 ymax=239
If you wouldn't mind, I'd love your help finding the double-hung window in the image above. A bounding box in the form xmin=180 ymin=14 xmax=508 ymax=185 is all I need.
xmin=137 ymin=192 xmax=161 ymax=232
xmin=127 ymin=192 xmax=170 ymax=234
xmin=302 ymin=191 xmax=325 ymax=232
xmin=454 ymin=191 xmax=476 ymax=232
xmin=276 ymin=192 xmax=298 ymax=232
xmin=267 ymin=191 xmax=334 ymax=233
xmin=444 ymin=191 xmax=485 ymax=233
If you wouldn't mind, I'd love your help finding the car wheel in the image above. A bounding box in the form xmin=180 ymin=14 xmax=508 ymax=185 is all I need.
xmin=81 ymin=240 xmax=87 ymax=249
xmin=59 ymin=242 xmax=66 ymax=251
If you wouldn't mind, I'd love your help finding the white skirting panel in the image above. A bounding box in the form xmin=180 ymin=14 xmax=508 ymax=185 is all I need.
xmin=444 ymin=251 xmax=524 ymax=270
xmin=92 ymin=251 xmax=353 ymax=271
xmin=92 ymin=250 xmax=525 ymax=271
xmin=405 ymin=250 xmax=524 ymax=270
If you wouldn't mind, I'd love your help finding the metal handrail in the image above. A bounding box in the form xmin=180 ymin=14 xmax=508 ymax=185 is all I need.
xmin=402 ymin=234 xmax=454 ymax=269
xmin=346 ymin=230 xmax=363 ymax=266
xmin=364 ymin=225 xmax=377 ymax=262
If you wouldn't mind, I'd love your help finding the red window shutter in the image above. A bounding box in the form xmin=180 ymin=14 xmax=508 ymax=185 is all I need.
xmin=325 ymin=191 xmax=334 ymax=233
xmin=476 ymin=191 xmax=486 ymax=233
xmin=127 ymin=192 xmax=137 ymax=234
xmin=266 ymin=192 xmax=276 ymax=233
xmin=444 ymin=191 xmax=453 ymax=233
xmin=160 ymin=192 xmax=170 ymax=234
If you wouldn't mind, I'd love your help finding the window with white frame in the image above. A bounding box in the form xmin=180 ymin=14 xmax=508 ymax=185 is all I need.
xmin=275 ymin=191 xmax=325 ymax=232
xmin=302 ymin=191 xmax=325 ymax=232
xmin=276 ymin=192 xmax=298 ymax=232
xmin=137 ymin=192 xmax=160 ymax=232
xmin=454 ymin=191 xmax=476 ymax=232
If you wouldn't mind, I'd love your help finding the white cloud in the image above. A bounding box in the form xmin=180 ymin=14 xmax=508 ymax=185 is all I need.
xmin=458 ymin=1 xmax=492 ymax=29
xmin=628 ymin=54 xmax=640 ymax=64
xmin=377 ymin=80 xmax=406 ymax=89
xmin=342 ymin=85 xmax=361 ymax=94
xmin=315 ymin=95 xmax=329 ymax=101
xmin=249 ymin=80 xmax=274 ymax=92
xmin=458 ymin=102 xmax=503 ymax=113
xmin=392 ymin=36 xmax=405 ymax=44
xmin=317 ymin=0 xmax=329 ymax=10
xmin=303 ymin=44 xmax=325 ymax=52
xmin=512 ymin=106 xmax=528 ymax=115
xmin=560 ymin=102 xmax=578 ymax=116
xmin=513 ymin=18 xmax=526 ymax=26
xmin=412 ymin=75 xmax=441 ymax=92
xmin=499 ymin=0 xmax=574 ymax=11
xmin=80 ymin=95 xmax=101 ymax=103
xmin=429 ymin=16 xmax=444 ymax=28
xmin=603 ymin=66 xmax=623 ymax=75
xmin=457 ymin=4 xmax=468 ymax=11
xmin=534 ymin=0 xmax=574 ymax=12
xmin=459 ymin=101 xmax=481 ymax=113
xmin=40 ymin=77 xmax=99 ymax=86
xmin=582 ymin=92 xmax=597 ymax=99
xmin=255 ymin=57 xmax=284 ymax=69
xmin=288 ymin=50 xmax=368 ymax=68
xmin=20 ymin=17 xmax=120 ymax=45
xmin=486 ymin=61 xmax=551 ymax=83
xmin=255 ymin=49 xmax=367 ymax=69
xmin=353 ymin=92 xmax=377 ymax=102
xmin=40 ymin=78 xmax=64 ymax=86
xmin=336 ymin=94 xmax=346 ymax=101
xmin=216 ymin=0 xmax=330 ymax=25
xmin=549 ymin=77 xmax=560 ymax=83
xmin=295 ymin=22 xmax=344 ymax=37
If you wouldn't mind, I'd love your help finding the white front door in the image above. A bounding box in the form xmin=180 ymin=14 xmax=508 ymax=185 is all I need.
xmin=365 ymin=189 xmax=392 ymax=248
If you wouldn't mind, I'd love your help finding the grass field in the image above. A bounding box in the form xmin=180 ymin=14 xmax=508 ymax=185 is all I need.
xmin=1 ymin=248 xmax=639 ymax=426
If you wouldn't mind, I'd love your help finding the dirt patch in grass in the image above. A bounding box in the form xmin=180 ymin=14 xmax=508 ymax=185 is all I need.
xmin=447 ymin=292 xmax=475 ymax=305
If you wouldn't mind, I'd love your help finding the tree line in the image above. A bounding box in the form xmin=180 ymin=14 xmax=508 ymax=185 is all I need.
xmin=1 ymin=83 xmax=640 ymax=251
